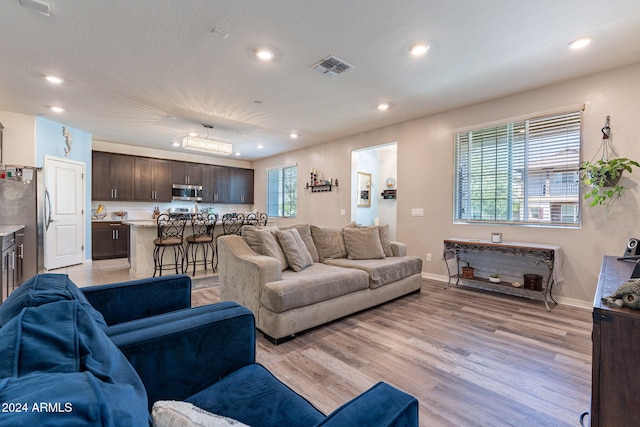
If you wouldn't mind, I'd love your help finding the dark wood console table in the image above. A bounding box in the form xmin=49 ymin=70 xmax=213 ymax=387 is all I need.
xmin=443 ymin=238 xmax=561 ymax=311
xmin=588 ymin=255 xmax=640 ymax=426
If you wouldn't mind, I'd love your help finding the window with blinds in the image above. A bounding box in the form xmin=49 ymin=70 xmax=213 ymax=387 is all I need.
xmin=454 ymin=110 xmax=581 ymax=226
xmin=267 ymin=165 xmax=297 ymax=218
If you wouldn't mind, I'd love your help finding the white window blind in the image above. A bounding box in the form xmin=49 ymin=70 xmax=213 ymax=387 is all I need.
xmin=454 ymin=110 xmax=581 ymax=226
xmin=267 ymin=165 xmax=297 ymax=218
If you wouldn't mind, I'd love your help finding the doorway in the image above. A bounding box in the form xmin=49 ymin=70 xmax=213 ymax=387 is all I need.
xmin=351 ymin=142 xmax=397 ymax=239
xmin=44 ymin=156 xmax=85 ymax=270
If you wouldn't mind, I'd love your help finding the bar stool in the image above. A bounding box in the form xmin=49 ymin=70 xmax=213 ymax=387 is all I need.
xmin=153 ymin=214 xmax=187 ymax=277
xmin=185 ymin=213 xmax=218 ymax=276
xmin=243 ymin=211 xmax=266 ymax=226
xmin=222 ymin=213 xmax=244 ymax=235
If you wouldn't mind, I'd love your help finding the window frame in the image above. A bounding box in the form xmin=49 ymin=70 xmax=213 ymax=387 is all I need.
xmin=453 ymin=108 xmax=582 ymax=228
xmin=266 ymin=165 xmax=298 ymax=218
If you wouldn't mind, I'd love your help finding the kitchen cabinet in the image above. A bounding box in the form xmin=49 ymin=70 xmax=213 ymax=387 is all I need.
xmin=172 ymin=161 xmax=202 ymax=186
xmin=229 ymin=167 xmax=254 ymax=204
xmin=92 ymin=152 xmax=135 ymax=200
xmin=1 ymin=232 xmax=17 ymax=302
xmin=92 ymin=222 xmax=129 ymax=260
xmin=15 ymin=230 xmax=24 ymax=286
xmin=589 ymin=256 xmax=640 ymax=426
xmin=202 ymin=165 xmax=231 ymax=203
xmin=134 ymin=157 xmax=171 ymax=201
xmin=201 ymin=165 xmax=215 ymax=203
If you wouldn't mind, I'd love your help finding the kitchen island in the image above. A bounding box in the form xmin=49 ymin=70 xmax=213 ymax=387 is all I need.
xmin=125 ymin=220 xmax=223 ymax=278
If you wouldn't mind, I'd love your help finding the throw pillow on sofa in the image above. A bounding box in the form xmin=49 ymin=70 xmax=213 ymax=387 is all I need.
xmin=276 ymin=228 xmax=313 ymax=272
xmin=241 ymin=225 xmax=279 ymax=255
xmin=356 ymin=224 xmax=393 ymax=257
xmin=152 ymin=400 xmax=249 ymax=427
xmin=343 ymin=226 xmax=386 ymax=260
xmin=279 ymin=223 xmax=319 ymax=262
xmin=310 ymin=224 xmax=350 ymax=261
xmin=256 ymin=228 xmax=290 ymax=271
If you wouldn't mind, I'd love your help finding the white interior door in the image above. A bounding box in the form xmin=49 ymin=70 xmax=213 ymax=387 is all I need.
xmin=44 ymin=156 xmax=85 ymax=270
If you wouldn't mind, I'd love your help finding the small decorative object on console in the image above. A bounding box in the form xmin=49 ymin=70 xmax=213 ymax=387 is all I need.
xmin=461 ymin=262 xmax=475 ymax=278
xmin=489 ymin=274 xmax=501 ymax=283
xmin=491 ymin=232 xmax=502 ymax=243
xmin=602 ymin=278 xmax=640 ymax=309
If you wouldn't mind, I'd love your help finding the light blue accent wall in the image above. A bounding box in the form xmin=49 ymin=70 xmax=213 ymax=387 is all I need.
xmin=35 ymin=117 xmax=93 ymax=262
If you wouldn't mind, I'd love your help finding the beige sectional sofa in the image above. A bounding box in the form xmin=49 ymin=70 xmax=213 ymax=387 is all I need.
xmin=217 ymin=223 xmax=423 ymax=344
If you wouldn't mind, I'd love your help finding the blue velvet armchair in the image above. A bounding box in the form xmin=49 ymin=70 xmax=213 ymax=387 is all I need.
xmin=0 ymin=273 xmax=418 ymax=426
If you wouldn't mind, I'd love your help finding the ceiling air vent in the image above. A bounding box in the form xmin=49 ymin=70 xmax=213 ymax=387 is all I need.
xmin=310 ymin=55 xmax=353 ymax=77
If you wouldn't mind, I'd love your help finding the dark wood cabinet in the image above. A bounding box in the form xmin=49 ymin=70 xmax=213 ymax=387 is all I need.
xmin=213 ymin=165 xmax=230 ymax=203
xmin=134 ymin=157 xmax=171 ymax=201
xmin=201 ymin=165 xmax=253 ymax=204
xmin=229 ymin=167 xmax=254 ymax=204
xmin=92 ymin=222 xmax=129 ymax=260
xmin=590 ymin=256 xmax=640 ymax=426
xmin=201 ymin=165 xmax=215 ymax=203
xmin=92 ymin=152 xmax=135 ymax=200
xmin=172 ymin=161 xmax=202 ymax=186
xmin=1 ymin=232 xmax=17 ymax=302
xmin=91 ymin=151 xmax=253 ymax=206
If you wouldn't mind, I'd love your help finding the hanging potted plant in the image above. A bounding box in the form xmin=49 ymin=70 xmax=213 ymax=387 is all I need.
xmin=578 ymin=116 xmax=639 ymax=215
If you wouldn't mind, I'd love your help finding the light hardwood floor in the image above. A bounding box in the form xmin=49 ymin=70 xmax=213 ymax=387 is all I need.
xmin=194 ymin=281 xmax=593 ymax=427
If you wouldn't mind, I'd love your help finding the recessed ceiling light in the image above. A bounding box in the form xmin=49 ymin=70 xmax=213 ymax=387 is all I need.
xmin=569 ymin=36 xmax=592 ymax=49
xmin=45 ymin=75 xmax=64 ymax=84
xmin=50 ymin=106 xmax=65 ymax=113
xmin=172 ymin=142 xmax=180 ymax=147
xmin=409 ymin=43 xmax=430 ymax=56
xmin=255 ymin=48 xmax=274 ymax=61
xmin=256 ymin=144 xmax=264 ymax=149
xmin=377 ymin=103 xmax=390 ymax=111
xmin=235 ymin=152 xmax=241 ymax=156
xmin=290 ymin=132 xmax=298 ymax=139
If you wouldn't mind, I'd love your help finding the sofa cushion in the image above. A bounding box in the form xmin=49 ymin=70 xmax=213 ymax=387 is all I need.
xmin=343 ymin=226 xmax=385 ymax=260
xmin=323 ymin=256 xmax=423 ymax=289
xmin=280 ymin=223 xmax=319 ymax=263
xmin=256 ymin=228 xmax=289 ymax=271
xmin=186 ymin=363 xmax=325 ymax=427
xmin=276 ymin=228 xmax=313 ymax=272
xmin=261 ymin=263 xmax=369 ymax=313
xmin=311 ymin=225 xmax=348 ymax=261
xmin=152 ymin=400 xmax=250 ymax=427
xmin=0 ymin=273 xmax=106 ymax=328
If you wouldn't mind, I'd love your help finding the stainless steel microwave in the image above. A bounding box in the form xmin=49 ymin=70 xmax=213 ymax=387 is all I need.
xmin=172 ymin=184 xmax=202 ymax=201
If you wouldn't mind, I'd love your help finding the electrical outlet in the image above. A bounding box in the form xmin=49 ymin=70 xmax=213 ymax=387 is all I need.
xmin=340 ymin=209 xmax=346 ymax=216
xmin=426 ymin=253 xmax=432 ymax=262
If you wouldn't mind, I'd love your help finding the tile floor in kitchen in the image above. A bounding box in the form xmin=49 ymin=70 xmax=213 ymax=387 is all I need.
xmin=49 ymin=258 xmax=217 ymax=288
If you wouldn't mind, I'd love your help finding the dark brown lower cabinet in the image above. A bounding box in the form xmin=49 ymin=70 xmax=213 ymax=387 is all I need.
xmin=589 ymin=256 xmax=640 ymax=426
xmin=92 ymin=222 xmax=129 ymax=260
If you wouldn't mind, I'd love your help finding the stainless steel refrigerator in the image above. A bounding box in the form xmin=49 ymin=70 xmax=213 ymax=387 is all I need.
xmin=0 ymin=166 xmax=45 ymax=286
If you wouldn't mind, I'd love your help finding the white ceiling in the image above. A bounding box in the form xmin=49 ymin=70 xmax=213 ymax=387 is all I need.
xmin=2 ymin=0 xmax=640 ymax=161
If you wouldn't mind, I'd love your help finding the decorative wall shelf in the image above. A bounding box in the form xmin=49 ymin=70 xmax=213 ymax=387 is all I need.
xmin=381 ymin=189 xmax=397 ymax=199
xmin=308 ymin=184 xmax=332 ymax=193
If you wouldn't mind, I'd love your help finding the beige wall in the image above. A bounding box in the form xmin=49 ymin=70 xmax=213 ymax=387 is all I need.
xmin=251 ymin=62 xmax=640 ymax=307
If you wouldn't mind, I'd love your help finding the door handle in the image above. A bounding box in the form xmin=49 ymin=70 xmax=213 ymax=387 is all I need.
xmin=44 ymin=188 xmax=54 ymax=231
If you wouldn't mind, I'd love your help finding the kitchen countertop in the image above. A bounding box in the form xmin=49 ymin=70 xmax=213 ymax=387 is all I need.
xmin=0 ymin=224 xmax=25 ymax=236
xmin=123 ymin=220 xmax=157 ymax=228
